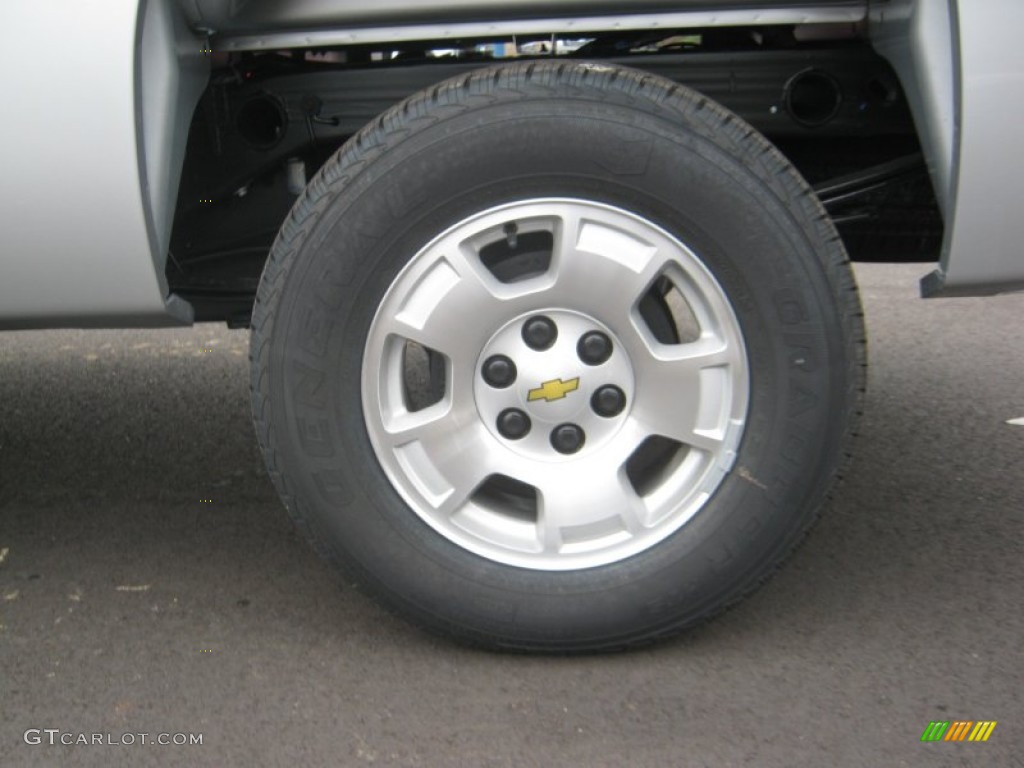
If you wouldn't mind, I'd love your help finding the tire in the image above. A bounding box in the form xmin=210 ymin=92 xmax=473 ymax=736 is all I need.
xmin=250 ymin=61 xmax=865 ymax=651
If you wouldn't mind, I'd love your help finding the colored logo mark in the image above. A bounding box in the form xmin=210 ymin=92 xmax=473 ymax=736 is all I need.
xmin=920 ymin=720 xmax=997 ymax=742
xmin=527 ymin=377 xmax=580 ymax=403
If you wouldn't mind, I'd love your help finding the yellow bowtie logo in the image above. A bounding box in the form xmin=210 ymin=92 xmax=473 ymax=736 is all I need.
xmin=527 ymin=377 xmax=580 ymax=402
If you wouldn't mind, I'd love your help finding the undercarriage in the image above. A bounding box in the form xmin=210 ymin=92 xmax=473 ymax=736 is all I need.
xmin=168 ymin=26 xmax=941 ymax=325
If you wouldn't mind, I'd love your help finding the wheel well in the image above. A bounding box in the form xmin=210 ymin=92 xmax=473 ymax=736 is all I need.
xmin=169 ymin=24 xmax=941 ymax=325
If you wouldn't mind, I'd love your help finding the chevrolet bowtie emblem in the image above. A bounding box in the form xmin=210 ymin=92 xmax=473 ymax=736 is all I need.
xmin=527 ymin=377 xmax=580 ymax=402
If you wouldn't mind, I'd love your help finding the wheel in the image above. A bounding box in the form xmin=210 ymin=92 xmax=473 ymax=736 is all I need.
xmin=250 ymin=61 xmax=864 ymax=651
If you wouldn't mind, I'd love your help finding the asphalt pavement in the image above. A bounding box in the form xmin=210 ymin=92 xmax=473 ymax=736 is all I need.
xmin=0 ymin=262 xmax=1021 ymax=767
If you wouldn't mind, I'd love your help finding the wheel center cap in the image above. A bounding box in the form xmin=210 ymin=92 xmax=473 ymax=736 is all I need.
xmin=474 ymin=309 xmax=635 ymax=459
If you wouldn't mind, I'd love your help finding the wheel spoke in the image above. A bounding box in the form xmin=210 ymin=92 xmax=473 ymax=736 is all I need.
xmin=631 ymin=337 xmax=737 ymax=453
xmin=382 ymin=248 xmax=513 ymax=362
xmin=545 ymin=212 xmax=671 ymax=323
xmin=533 ymin=460 xmax=646 ymax=555
xmin=383 ymin=405 xmax=496 ymax=515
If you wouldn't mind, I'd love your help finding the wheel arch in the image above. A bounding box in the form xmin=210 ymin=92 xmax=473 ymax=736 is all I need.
xmin=871 ymin=0 xmax=1024 ymax=298
xmin=0 ymin=0 xmax=207 ymax=329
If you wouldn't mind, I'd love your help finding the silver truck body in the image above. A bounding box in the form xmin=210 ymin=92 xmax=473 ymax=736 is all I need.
xmin=0 ymin=0 xmax=1021 ymax=328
